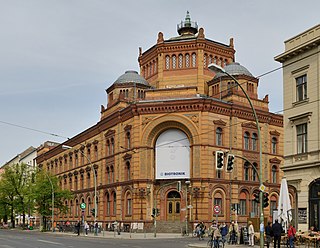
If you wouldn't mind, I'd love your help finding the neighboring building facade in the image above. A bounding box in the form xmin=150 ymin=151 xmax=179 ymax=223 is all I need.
xmin=2 ymin=146 xmax=37 ymax=170
xmin=275 ymin=24 xmax=320 ymax=231
xmin=36 ymin=13 xmax=287 ymax=232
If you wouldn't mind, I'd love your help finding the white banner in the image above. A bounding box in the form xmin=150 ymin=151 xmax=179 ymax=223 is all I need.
xmin=155 ymin=129 xmax=190 ymax=179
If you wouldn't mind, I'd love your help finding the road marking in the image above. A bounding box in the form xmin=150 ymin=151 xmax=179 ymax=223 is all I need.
xmin=0 ymin=245 xmax=15 ymax=248
xmin=37 ymin=239 xmax=63 ymax=245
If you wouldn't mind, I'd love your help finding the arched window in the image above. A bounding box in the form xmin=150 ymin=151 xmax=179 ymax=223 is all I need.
xmin=87 ymin=172 xmax=91 ymax=188
xmin=107 ymin=140 xmax=110 ymax=156
xmin=192 ymin=53 xmax=196 ymax=67
xmin=244 ymin=132 xmax=250 ymax=150
xmin=213 ymin=191 xmax=223 ymax=214
xmin=244 ymin=162 xmax=250 ymax=181
xmin=126 ymin=131 xmax=131 ymax=149
xmin=75 ymin=153 xmax=78 ymax=167
xmin=80 ymin=174 xmax=84 ymax=189
xmin=216 ymin=127 xmax=223 ymax=146
xmin=203 ymin=54 xmax=207 ymax=68
xmin=94 ymin=145 xmax=98 ymax=160
xmin=270 ymin=195 xmax=277 ymax=216
xmin=252 ymin=163 xmax=258 ymax=181
xmin=239 ymin=191 xmax=247 ymax=215
xmin=178 ymin=54 xmax=183 ymax=68
xmin=271 ymin=137 xmax=277 ymax=154
xmin=110 ymin=166 xmax=114 ymax=183
xmin=112 ymin=192 xmax=117 ymax=215
xmin=111 ymin=138 xmax=114 ymax=155
xmin=214 ymin=57 xmax=217 ymax=64
xmin=74 ymin=175 xmax=78 ymax=190
xmin=125 ymin=161 xmax=131 ymax=181
xmin=208 ymin=55 xmax=212 ymax=65
xmin=272 ymin=165 xmax=277 ymax=184
xmin=106 ymin=192 xmax=110 ymax=216
xmin=252 ymin=133 xmax=258 ymax=151
xmin=75 ymin=199 xmax=79 ymax=217
xmin=185 ymin=54 xmax=190 ymax=67
xmin=87 ymin=197 xmax=91 ymax=216
xmin=126 ymin=192 xmax=132 ymax=215
xmin=106 ymin=166 xmax=110 ymax=184
xmin=154 ymin=60 xmax=157 ymax=73
xmin=172 ymin=55 xmax=177 ymax=69
xmin=70 ymin=200 xmax=73 ymax=216
xmin=165 ymin=55 xmax=170 ymax=69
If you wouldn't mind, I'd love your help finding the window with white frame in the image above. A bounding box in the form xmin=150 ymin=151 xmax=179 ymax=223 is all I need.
xmin=192 ymin=53 xmax=196 ymax=67
xmin=271 ymin=137 xmax=277 ymax=154
xmin=178 ymin=54 xmax=183 ymax=68
xmin=297 ymin=123 xmax=307 ymax=154
xmin=296 ymin=74 xmax=307 ymax=102
xmin=172 ymin=55 xmax=176 ymax=69
xmin=216 ymin=127 xmax=223 ymax=146
xmin=185 ymin=54 xmax=190 ymax=67
xmin=165 ymin=55 xmax=170 ymax=69
xmin=252 ymin=133 xmax=258 ymax=151
xmin=244 ymin=132 xmax=250 ymax=150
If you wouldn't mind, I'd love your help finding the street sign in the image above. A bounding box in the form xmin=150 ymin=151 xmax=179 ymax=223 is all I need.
xmin=259 ymin=184 xmax=266 ymax=192
xmin=80 ymin=203 xmax=86 ymax=209
xmin=213 ymin=205 xmax=221 ymax=214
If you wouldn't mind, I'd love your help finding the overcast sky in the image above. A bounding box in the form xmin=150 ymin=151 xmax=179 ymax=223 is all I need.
xmin=1 ymin=0 xmax=319 ymax=166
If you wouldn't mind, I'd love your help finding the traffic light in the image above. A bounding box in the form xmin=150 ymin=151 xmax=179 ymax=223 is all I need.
xmin=215 ymin=151 xmax=224 ymax=170
xmin=226 ymin=154 xmax=235 ymax=172
xmin=90 ymin=208 xmax=95 ymax=216
xmin=253 ymin=192 xmax=260 ymax=203
xmin=263 ymin=192 xmax=269 ymax=208
xmin=177 ymin=181 xmax=182 ymax=192
xmin=151 ymin=208 xmax=156 ymax=218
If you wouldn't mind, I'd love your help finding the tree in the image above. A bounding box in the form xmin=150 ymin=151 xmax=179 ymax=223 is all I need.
xmin=0 ymin=163 xmax=32 ymax=228
xmin=32 ymin=169 xmax=72 ymax=230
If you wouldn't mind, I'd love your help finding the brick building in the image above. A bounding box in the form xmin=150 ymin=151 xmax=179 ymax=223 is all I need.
xmin=36 ymin=13 xmax=289 ymax=232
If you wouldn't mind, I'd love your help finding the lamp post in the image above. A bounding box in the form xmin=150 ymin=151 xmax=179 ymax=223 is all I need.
xmin=185 ymin=180 xmax=190 ymax=235
xmin=208 ymin=63 xmax=264 ymax=248
xmin=62 ymin=145 xmax=97 ymax=223
xmin=44 ymin=172 xmax=54 ymax=232
xmin=138 ymin=188 xmax=146 ymax=220
xmin=193 ymin=187 xmax=200 ymax=221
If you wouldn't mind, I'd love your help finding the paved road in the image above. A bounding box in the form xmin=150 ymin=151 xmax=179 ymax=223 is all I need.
xmin=0 ymin=229 xmax=259 ymax=248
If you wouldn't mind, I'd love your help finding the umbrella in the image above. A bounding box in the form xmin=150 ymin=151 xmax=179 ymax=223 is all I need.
xmin=277 ymin=177 xmax=292 ymax=232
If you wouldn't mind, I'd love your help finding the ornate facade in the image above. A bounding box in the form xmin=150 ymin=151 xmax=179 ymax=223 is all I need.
xmin=36 ymin=13 xmax=289 ymax=232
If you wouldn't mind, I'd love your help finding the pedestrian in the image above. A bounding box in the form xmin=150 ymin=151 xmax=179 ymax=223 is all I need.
xmin=272 ymin=219 xmax=283 ymax=248
xmin=248 ymin=221 xmax=255 ymax=246
xmin=84 ymin=221 xmax=89 ymax=236
xmin=287 ymin=223 xmax=296 ymax=248
xmin=220 ymin=222 xmax=228 ymax=244
xmin=94 ymin=221 xmax=98 ymax=236
xmin=75 ymin=221 xmax=81 ymax=236
xmin=265 ymin=222 xmax=273 ymax=248
xmin=229 ymin=221 xmax=237 ymax=244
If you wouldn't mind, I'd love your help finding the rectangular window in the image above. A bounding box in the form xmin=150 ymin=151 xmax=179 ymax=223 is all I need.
xmin=252 ymin=201 xmax=259 ymax=217
xmin=297 ymin=123 xmax=307 ymax=154
xmin=239 ymin=199 xmax=246 ymax=215
xmin=296 ymin=75 xmax=307 ymax=101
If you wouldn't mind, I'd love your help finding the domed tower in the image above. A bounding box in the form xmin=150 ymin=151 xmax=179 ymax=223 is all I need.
xmin=138 ymin=11 xmax=235 ymax=95
xmin=208 ymin=62 xmax=269 ymax=111
xmin=101 ymin=70 xmax=152 ymax=120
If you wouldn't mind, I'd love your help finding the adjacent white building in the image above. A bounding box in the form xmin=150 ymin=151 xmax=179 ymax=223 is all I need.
xmin=275 ymin=24 xmax=320 ymax=231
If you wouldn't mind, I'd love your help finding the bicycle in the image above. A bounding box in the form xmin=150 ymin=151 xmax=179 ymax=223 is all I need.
xmin=207 ymin=236 xmax=224 ymax=248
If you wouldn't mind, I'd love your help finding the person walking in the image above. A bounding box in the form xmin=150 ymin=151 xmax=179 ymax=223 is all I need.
xmin=272 ymin=219 xmax=283 ymax=248
xmin=220 ymin=222 xmax=228 ymax=244
xmin=248 ymin=221 xmax=255 ymax=246
xmin=265 ymin=222 xmax=273 ymax=248
xmin=75 ymin=221 xmax=81 ymax=236
xmin=84 ymin=221 xmax=89 ymax=236
xmin=287 ymin=223 xmax=296 ymax=248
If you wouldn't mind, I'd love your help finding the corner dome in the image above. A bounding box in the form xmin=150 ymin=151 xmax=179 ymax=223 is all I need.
xmin=214 ymin=62 xmax=253 ymax=79
xmin=114 ymin=70 xmax=149 ymax=86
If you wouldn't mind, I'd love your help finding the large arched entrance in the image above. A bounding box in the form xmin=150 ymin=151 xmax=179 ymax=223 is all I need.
xmin=309 ymin=179 xmax=320 ymax=231
xmin=166 ymin=190 xmax=181 ymax=221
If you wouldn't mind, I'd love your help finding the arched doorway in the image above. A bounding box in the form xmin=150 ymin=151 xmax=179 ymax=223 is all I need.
xmin=167 ymin=191 xmax=181 ymax=221
xmin=309 ymin=179 xmax=320 ymax=231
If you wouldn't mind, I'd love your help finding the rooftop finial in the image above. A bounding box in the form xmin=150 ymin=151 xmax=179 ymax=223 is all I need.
xmin=177 ymin=11 xmax=198 ymax=36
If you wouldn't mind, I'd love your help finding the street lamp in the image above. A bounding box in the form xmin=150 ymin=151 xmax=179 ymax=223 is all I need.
xmin=193 ymin=187 xmax=200 ymax=221
xmin=62 ymin=145 xmax=97 ymax=223
xmin=208 ymin=63 xmax=264 ymax=248
xmin=185 ymin=180 xmax=190 ymax=235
